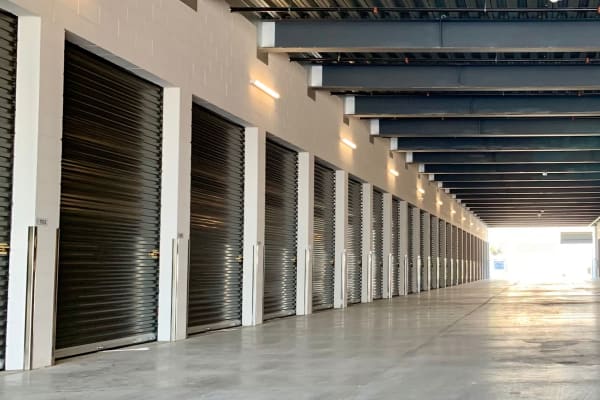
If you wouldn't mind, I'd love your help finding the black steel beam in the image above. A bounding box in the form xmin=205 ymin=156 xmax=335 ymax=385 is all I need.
xmin=459 ymin=193 xmax=600 ymax=200
xmin=376 ymin=118 xmax=600 ymax=137
xmin=351 ymin=95 xmax=600 ymax=119
xmin=259 ymin=20 xmax=600 ymax=53
xmin=313 ymin=65 xmax=600 ymax=92
xmin=469 ymin=205 xmax=600 ymax=211
xmin=409 ymin=151 xmax=600 ymax=164
xmin=444 ymin=180 xmax=600 ymax=189
xmin=451 ymin=188 xmax=600 ymax=195
xmin=394 ymin=137 xmax=600 ymax=152
xmin=422 ymin=163 xmax=600 ymax=174
xmin=434 ymin=173 xmax=600 ymax=182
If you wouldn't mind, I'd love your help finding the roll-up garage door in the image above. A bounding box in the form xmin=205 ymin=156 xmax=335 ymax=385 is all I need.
xmin=452 ymin=225 xmax=458 ymax=286
xmin=458 ymin=229 xmax=464 ymax=284
xmin=447 ymin=224 xmax=453 ymax=287
xmin=408 ymin=205 xmax=420 ymax=294
xmin=56 ymin=43 xmax=163 ymax=358
xmin=391 ymin=198 xmax=400 ymax=297
xmin=420 ymin=211 xmax=430 ymax=292
xmin=264 ymin=140 xmax=298 ymax=320
xmin=347 ymin=178 xmax=363 ymax=305
xmin=372 ymin=189 xmax=384 ymax=300
xmin=430 ymin=216 xmax=439 ymax=290
xmin=313 ymin=162 xmax=335 ymax=311
xmin=439 ymin=220 xmax=446 ymax=289
xmin=187 ymin=105 xmax=244 ymax=334
xmin=0 ymin=10 xmax=16 ymax=370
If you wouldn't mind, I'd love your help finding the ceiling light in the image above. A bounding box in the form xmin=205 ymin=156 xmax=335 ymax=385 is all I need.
xmin=389 ymin=168 xmax=400 ymax=177
xmin=418 ymin=188 xmax=426 ymax=195
xmin=549 ymin=0 xmax=559 ymax=3
xmin=542 ymin=172 xmax=548 ymax=177
xmin=341 ymin=138 xmax=357 ymax=149
xmin=250 ymin=80 xmax=280 ymax=99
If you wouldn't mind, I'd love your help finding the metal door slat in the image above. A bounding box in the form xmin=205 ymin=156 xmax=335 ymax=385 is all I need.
xmin=347 ymin=178 xmax=362 ymax=305
xmin=312 ymin=162 xmax=336 ymax=311
xmin=187 ymin=106 xmax=244 ymax=334
xmin=0 ymin=9 xmax=15 ymax=370
xmin=372 ymin=189 xmax=384 ymax=300
xmin=263 ymin=140 xmax=298 ymax=320
xmin=56 ymin=43 xmax=162 ymax=358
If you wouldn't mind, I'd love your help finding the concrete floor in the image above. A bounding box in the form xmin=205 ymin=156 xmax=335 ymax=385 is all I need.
xmin=2 ymin=280 xmax=600 ymax=399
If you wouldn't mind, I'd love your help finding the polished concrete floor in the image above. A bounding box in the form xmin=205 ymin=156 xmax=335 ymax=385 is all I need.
xmin=2 ymin=280 xmax=600 ymax=399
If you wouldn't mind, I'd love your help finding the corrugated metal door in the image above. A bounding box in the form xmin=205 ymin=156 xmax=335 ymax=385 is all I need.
xmin=312 ymin=162 xmax=335 ymax=311
xmin=263 ymin=140 xmax=298 ymax=320
xmin=56 ymin=43 xmax=163 ymax=358
xmin=452 ymin=225 xmax=458 ymax=286
xmin=458 ymin=228 xmax=464 ymax=284
xmin=408 ymin=205 xmax=420 ymax=294
xmin=347 ymin=178 xmax=363 ymax=305
xmin=187 ymin=106 xmax=244 ymax=334
xmin=420 ymin=211 xmax=430 ymax=291
xmin=446 ymin=223 xmax=452 ymax=287
xmin=371 ymin=189 xmax=384 ymax=300
xmin=439 ymin=220 xmax=446 ymax=288
xmin=391 ymin=198 xmax=400 ymax=297
xmin=430 ymin=216 xmax=439 ymax=290
xmin=0 ymin=10 xmax=16 ymax=370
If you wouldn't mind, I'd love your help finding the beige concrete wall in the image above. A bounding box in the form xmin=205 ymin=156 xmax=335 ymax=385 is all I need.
xmin=6 ymin=0 xmax=485 ymax=236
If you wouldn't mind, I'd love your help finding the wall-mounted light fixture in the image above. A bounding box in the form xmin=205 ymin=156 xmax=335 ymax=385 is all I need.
xmin=341 ymin=137 xmax=357 ymax=149
xmin=462 ymin=217 xmax=466 ymax=221
xmin=451 ymin=210 xmax=456 ymax=214
xmin=437 ymin=200 xmax=443 ymax=206
xmin=417 ymin=188 xmax=426 ymax=195
xmin=389 ymin=168 xmax=400 ymax=177
xmin=250 ymin=79 xmax=280 ymax=99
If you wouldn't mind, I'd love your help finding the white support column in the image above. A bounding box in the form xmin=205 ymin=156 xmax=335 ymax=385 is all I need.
xmin=296 ymin=152 xmax=314 ymax=316
xmin=157 ymin=88 xmax=191 ymax=342
xmin=242 ymin=128 xmax=266 ymax=326
xmin=334 ymin=170 xmax=348 ymax=309
xmin=382 ymin=193 xmax=392 ymax=299
xmin=398 ymin=201 xmax=409 ymax=296
xmin=6 ymin=15 xmax=42 ymax=371
xmin=6 ymin=18 xmax=64 ymax=370
xmin=361 ymin=183 xmax=373 ymax=303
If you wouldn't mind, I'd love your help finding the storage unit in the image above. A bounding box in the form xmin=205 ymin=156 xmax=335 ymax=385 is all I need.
xmin=312 ymin=162 xmax=336 ymax=311
xmin=408 ymin=205 xmax=421 ymax=294
xmin=430 ymin=216 xmax=439 ymax=290
xmin=452 ymin=225 xmax=458 ymax=286
xmin=347 ymin=178 xmax=363 ymax=305
xmin=56 ymin=43 xmax=163 ymax=358
xmin=420 ymin=211 xmax=431 ymax=291
xmin=187 ymin=105 xmax=244 ymax=334
xmin=391 ymin=198 xmax=401 ymax=297
xmin=263 ymin=140 xmax=298 ymax=320
xmin=0 ymin=10 xmax=16 ymax=370
xmin=439 ymin=220 xmax=447 ymax=289
xmin=458 ymin=229 xmax=464 ymax=284
xmin=371 ymin=189 xmax=384 ymax=300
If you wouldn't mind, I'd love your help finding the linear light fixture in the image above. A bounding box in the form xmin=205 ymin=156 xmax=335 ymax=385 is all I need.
xmin=250 ymin=79 xmax=280 ymax=99
xmin=341 ymin=137 xmax=357 ymax=149
xmin=389 ymin=168 xmax=400 ymax=177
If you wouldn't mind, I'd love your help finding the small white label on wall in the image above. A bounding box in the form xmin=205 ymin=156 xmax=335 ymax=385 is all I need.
xmin=36 ymin=218 xmax=48 ymax=226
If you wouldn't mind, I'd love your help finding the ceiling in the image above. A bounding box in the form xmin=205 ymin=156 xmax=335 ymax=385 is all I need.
xmin=230 ymin=1 xmax=600 ymax=227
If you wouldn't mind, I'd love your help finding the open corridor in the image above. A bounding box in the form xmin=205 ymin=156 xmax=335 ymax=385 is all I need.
xmin=1 ymin=280 xmax=599 ymax=399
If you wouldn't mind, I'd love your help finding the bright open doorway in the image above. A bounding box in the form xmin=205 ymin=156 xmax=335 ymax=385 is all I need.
xmin=488 ymin=227 xmax=595 ymax=283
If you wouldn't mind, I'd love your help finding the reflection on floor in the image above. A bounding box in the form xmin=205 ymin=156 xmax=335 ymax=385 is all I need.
xmin=3 ymin=280 xmax=600 ymax=399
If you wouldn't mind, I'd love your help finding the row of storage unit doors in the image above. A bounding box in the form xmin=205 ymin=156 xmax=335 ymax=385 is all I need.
xmin=0 ymin=28 xmax=489 ymax=368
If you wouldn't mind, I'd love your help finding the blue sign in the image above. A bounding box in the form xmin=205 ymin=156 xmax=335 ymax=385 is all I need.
xmin=494 ymin=261 xmax=505 ymax=270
